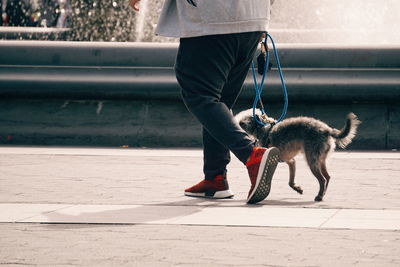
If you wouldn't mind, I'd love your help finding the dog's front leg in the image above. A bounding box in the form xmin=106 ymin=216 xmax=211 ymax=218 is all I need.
xmin=287 ymin=159 xmax=303 ymax=194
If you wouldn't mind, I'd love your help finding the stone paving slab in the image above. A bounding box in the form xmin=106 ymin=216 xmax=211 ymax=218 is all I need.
xmin=1 ymin=224 xmax=399 ymax=267
xmin=0 ymin=146 xmax=399 ymax=266
xmin=1 ymin=147 xmax=399 ymax=209
xmin=1 ymin=204 xmax=400 ymax=231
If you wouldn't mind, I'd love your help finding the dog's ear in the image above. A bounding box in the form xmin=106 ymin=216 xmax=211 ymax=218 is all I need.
xmin=238 ymin=115 xmax=257 ymax=134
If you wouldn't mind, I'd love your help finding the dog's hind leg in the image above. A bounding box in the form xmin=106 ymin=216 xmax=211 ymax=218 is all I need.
xmin=320 ymin=142 xmax=333 ymax=189
xmin=304 ymin=149 xmax=327 ymax=201
xmin=287 ymin=159 xmax=303 ymax=194
xmin=309 ymin=164 xmax=327 ymax=201
xmin=321 ymin=160 xmax=331 ymax=189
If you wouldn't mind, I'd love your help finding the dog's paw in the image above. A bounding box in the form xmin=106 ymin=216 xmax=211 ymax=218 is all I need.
xmin=314 ymin=195 xmax=323 ymax=202
xmin=289 ymin=183 xmax=303 ymax=195
xmin=293 ymin=186 xmax=303 ymax=195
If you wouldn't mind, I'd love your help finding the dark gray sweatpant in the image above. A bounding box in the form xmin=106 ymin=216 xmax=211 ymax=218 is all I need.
xmin=175 ymin=31 xmax=262 ymax=180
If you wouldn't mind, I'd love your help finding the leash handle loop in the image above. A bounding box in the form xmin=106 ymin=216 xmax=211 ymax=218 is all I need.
xmin=251 ymin=33 xmax=288 ymax=126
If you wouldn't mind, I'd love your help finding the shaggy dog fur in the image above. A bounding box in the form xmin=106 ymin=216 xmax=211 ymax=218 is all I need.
xmin=236 ymin=109 xmax=361 ymax=201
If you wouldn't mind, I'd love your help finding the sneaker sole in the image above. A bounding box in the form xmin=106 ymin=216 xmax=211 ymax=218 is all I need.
xmin=184 ymin=190 xmax=234 ymax=199
xmin=247 ymin=147 xmax=280 ymax=204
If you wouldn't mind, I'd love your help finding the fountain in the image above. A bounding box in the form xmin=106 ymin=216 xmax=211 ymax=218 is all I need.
xmin=134 ymin=0 xmax=148 ymax=42
xmin=269 ymin=0 xmax=400 ymax=44
xmin=0 ymin=0 xmax=399 ymax=43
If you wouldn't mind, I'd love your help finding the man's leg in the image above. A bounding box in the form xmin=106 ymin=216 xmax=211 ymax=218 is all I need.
xmin=175 ymin=32 xmax=260 ymax=164
xmin=202 ymin=128 xmax=230 ymax=180
xmin=176 ymin=32 xmax=280 ymax=203
xmin=202 ymin=36 xmax=261 ymax=179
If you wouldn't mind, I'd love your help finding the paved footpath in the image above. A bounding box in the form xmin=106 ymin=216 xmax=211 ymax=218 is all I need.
xmin=0 ymin=147 xmax=399 ymax=266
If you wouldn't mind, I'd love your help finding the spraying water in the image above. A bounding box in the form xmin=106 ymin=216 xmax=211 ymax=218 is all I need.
xmin=135 ymin=0 xmax=149 ymax=42
xmin=0 ymin=0 xmax=399 ymax=43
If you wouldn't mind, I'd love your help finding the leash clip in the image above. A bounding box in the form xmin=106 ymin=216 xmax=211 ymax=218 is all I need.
xmin=260 ymin=113 xmax=275 ymax=125
xmin=260 ymin=113 xmax=268 ymax=123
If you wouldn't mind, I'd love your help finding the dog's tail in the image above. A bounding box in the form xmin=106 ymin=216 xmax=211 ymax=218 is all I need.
xmin=330 ymin=113 xmax=361 ymax=149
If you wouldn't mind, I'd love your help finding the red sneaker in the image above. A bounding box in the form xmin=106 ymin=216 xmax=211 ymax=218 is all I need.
xmin=184 ymin=174 xmax=234 ymax=199
xmin=246 ymin=147 xmax=280 ymax=204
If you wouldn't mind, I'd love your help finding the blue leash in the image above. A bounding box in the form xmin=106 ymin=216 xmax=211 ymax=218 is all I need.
xmin=251 ymin=33 xmax=288 ymax=126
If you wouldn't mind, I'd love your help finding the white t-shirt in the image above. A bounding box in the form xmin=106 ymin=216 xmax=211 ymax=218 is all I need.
xmin=155 ymin=0 xmax=272 ymax=38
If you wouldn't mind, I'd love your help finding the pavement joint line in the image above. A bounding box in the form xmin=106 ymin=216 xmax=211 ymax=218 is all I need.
xmin=0 ymin=147 xmax=399 ymax=159
xmin=4 ymin=202 xmax=400 ymax=210
xmin=318 ymin=208 xmax=341 ymax=228
xmin=3 ymin=202 xmax=400 ymax=210
xmin=2 ymin=221 xmax=400 ymax=233
xmin=0 ymin=221 xmax=325 ymax=229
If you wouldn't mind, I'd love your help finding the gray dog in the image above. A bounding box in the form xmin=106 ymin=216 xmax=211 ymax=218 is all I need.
xmin=236 ymin=109 xmax=361 ymax=201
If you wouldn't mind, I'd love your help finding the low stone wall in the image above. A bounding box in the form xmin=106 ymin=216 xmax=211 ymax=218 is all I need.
xmin=0 ymin=41 xmax=399 ymax=149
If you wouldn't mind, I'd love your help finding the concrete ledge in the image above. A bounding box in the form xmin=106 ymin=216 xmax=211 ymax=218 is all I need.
xmin=1 ymin=41 xmax=400 ymax=67
xmin=0 ymin=41 xmax=399 ymax=149
xmin=1 ymin=67 xmax=399 ymax=103
xmin=0 ymin=41 xmax=178 ymax=67
xmin=0 ymin=99 xmax=398 ymax=149
xmin=1 ymin=41 xmax=399 ymax=103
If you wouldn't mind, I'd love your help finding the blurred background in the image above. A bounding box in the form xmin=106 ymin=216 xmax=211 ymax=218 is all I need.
xmin=0 ymin=0 xmax=399 ymax=43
